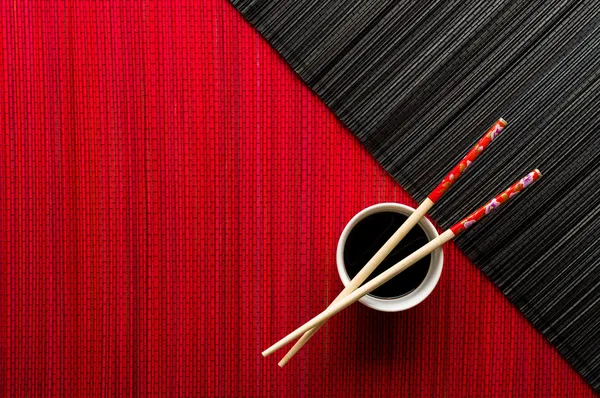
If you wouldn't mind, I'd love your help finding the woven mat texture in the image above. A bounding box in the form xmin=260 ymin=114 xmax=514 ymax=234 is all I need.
xmin=0 ymin=1 xmax=595 ymax=396
xmin=231 ymin=0 xmax=600 ymax=391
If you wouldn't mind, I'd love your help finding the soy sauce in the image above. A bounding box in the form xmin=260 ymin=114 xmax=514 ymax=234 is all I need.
xmin=344 ymin=211 xmax=431 ymax=299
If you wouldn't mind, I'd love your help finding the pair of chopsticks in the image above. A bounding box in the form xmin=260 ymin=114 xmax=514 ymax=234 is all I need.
xmin=264 ymin=119 xmax=542 ymax=365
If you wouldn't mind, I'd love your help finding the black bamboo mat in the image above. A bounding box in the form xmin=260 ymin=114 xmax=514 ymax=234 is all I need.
xmin=231 ymin=0 xmax=600 ymax=391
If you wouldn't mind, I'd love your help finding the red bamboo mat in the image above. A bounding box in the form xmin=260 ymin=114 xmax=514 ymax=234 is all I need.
xmin=0 ymin=1 xmax=595 ymax=396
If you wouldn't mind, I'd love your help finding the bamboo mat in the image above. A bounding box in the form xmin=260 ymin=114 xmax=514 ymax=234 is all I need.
xmin=231 ymin=0 xmax=600 ymax=391
xmin=0 ymin=1 xmax=597 ymax=395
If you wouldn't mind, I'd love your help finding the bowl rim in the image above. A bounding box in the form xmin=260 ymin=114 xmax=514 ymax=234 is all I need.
xmin=336 ymin=202 xmax=444 ymax=312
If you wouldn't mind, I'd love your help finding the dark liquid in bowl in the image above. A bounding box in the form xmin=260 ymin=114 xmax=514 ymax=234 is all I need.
xmin=344 ymin=211 xmax=431 ymax=299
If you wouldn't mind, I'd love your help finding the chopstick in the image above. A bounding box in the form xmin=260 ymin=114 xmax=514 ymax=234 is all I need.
xmin=263 ymin=169 xmax=542 ymax=358
xmin=276 ymin=118 xmax=508 ymax=366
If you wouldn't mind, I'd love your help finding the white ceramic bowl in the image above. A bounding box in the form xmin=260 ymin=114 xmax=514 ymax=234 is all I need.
xmin=336 ymin=203 xmax=443 ymax=312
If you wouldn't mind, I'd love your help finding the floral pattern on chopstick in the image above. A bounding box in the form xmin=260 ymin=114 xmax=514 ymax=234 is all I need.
xmin=450 ymin=169 xmax=542 ymax=235
xmin=428 ymin=119 xmax=507 ymax=202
